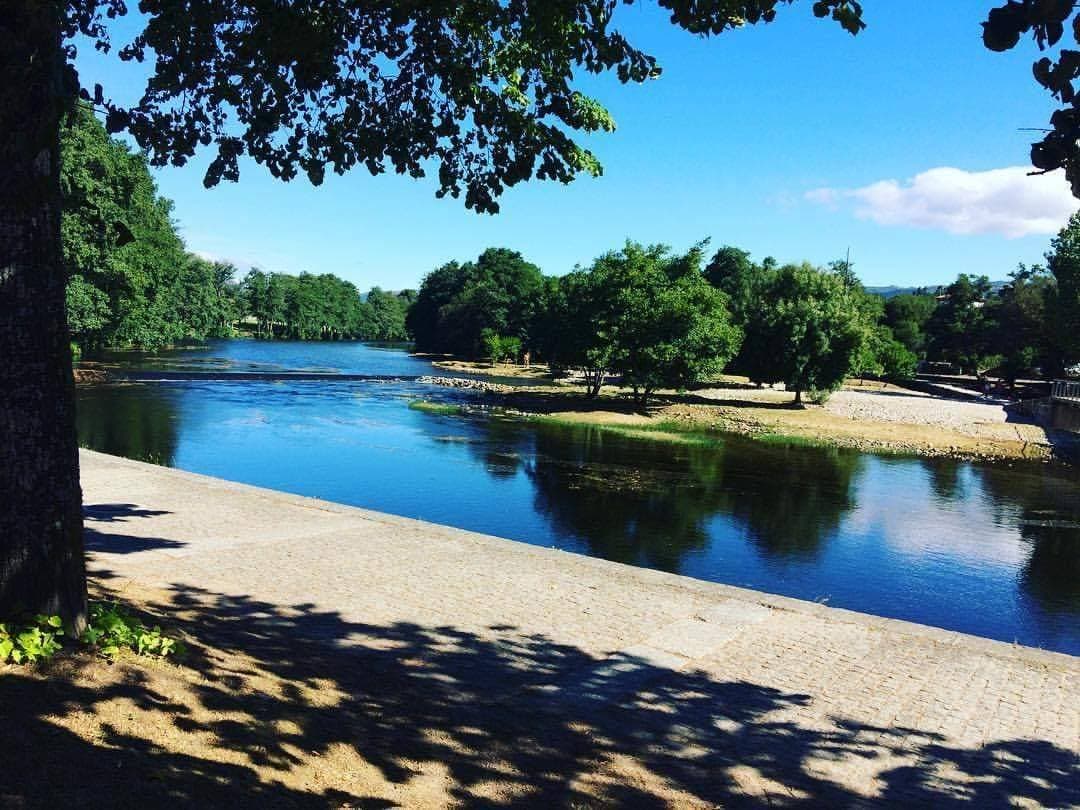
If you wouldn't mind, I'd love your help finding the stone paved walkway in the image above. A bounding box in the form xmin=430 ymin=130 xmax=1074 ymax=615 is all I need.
xmin=80 ymin=450 xmax=1079 ymax=807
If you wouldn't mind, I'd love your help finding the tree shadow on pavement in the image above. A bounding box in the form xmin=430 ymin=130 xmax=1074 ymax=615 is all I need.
xmin=1 ymin=582 xmax=1076 ymax=808
xmin=83 ymin=503 xmax=173 ymax=522
xmin=82 ymin=502 xmax=186 ymax=554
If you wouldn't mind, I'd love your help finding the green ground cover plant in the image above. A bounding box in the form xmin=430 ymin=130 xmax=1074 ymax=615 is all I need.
xmin=0 ymin=600 xmax=182 ymax=666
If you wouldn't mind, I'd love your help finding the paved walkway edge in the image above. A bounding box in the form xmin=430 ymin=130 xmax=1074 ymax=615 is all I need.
xmin=80 ymin=449 xmax=1075 ymax=667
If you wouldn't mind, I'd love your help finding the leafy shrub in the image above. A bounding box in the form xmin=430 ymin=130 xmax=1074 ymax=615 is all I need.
xmin=879 ymin=339 xmax=918 ymax=381
xmin=979 ymin=354 xmax=1006 ymax=375
xmin=83 ymin=601 xmax=182 ymax=660
xmin=480 ymin=329 xmax=521 ymax=363
xmin=0 ymin=601 xmax=182 ymax=666
xmin=0 ymin=615 xmax=65 ymax=664
xmin=500 ymin=335 xmax=522 ymax=363
xmin=480 ymin=328 xmax=502 ymax=363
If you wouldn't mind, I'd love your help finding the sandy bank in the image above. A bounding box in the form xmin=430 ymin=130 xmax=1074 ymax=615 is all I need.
xmin=431 ymin=357 xmax=555 ymax=381
xmin=419 ymin=379 xmax=1075 ymax=464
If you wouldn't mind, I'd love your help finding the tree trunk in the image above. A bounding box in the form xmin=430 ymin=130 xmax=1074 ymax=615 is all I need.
xmin=793 ymin=387 xmax=803 ymax=405
xmin=0 ymin=3 xmax=88 ymax=631
xmin=588 ymin=370 xmax=605 ymax=398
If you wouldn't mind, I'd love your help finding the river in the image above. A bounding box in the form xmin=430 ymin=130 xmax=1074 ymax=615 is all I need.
xmin=76 ymin=340 xmax=1080 ymax=654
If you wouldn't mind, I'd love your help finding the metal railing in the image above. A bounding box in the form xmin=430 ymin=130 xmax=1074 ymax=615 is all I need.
xmin=1052 ymin=379 xmax=1080 ymax=402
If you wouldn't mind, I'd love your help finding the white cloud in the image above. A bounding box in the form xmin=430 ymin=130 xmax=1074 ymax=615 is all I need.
xmin=182 ymin=233 xmax=292 ymax=273
xmin=803 ymin=187 xmax=839 ymax=207
xmin=805 ymin=166 xmax=1077 ymax=238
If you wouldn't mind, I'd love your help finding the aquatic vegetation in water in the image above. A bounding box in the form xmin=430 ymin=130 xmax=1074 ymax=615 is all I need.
xmin=408 ymin=400 xmax=466 ymax=416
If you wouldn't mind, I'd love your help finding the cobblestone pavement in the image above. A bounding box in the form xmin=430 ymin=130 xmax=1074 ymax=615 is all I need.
xmin=81 ymin=450 xmax=1079 ymax=807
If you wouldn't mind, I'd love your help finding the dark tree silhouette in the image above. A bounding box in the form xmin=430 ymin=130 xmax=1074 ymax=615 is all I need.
xmin=982 ymin=1 xmax=1080 ymax=197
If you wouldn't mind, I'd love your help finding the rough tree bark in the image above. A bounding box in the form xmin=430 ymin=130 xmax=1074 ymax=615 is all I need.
xmin=0 ymin=2 xmax=88 ymax=630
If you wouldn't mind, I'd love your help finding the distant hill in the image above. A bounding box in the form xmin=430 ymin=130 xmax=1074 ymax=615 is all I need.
xmin=866 ymin=281 xmax=1007 ymax=299
xmin=865 ymin=285 xmax=936 ymax=299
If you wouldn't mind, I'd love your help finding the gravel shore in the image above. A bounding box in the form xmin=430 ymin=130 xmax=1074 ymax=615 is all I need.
xmin=822 ymin=388 xmax=1016 ymax=433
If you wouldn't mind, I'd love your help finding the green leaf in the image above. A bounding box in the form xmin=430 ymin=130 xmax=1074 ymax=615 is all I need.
xmin=83 ymin=627 xmax=104 ymax=645
xmin=17 ymin=629 xmax=42 ymax=652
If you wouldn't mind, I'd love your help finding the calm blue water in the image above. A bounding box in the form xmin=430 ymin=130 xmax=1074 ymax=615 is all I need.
xmin=97 ymin=340 xmax=434 ymax=376
xmin=79 ymin=341 xmax=1080 ymax=654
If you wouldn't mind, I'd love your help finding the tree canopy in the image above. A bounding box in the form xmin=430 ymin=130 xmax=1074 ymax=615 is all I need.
xmin=740 ymin=263 xmax=865 ymax=403
xmin=541 ymin=266 xmax=621 ymax=396
xmin=704 ymin=245 xmax=763 ymax=325
xmin=980 ymin=1 xmax=1080 ymax=197
xmin=884 ymin=293 xmax=938 ymax=359
xmin=62 ymin=104 xmax=239 ymax=350
xmin=239 ymin=270 xmax=415 ymax=341
xmin=58 ymin=1 xmax=865 ymax=215
xmin=408 ymin=248 xmax=544 ymax=356
xmin=1046 ymin=211 xmax=1080 ymax=370
xmin=56 ymin=2 xmax=1080 ymax=212
xmin=592 ymin=242 xmax=741 ymax=404
xmin=359 ymin=287 xmax=413 ymax=342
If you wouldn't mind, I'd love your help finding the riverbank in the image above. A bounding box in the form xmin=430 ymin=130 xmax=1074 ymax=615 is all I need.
xmin=432 ymin=357 xmax=554 ymax=381
xmin=73 ymin=345 xmax=1074 ymax=463
xmin=3 ymin=449 xmax=1074 ymax=807
xmin=72 ymin=363 xmax=112 ymax=385
xmin=417 ymin=374 xmax=1075 ymax=464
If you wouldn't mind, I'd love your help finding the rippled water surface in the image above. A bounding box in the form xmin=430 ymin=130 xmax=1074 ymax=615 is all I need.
xmin=79 ymin=341 xmax=1080 ymax=654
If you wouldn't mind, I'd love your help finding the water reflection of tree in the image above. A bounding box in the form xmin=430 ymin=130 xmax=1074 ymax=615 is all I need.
xmin=75 ymin=385 xmax=179 ymax=466
xmin=973 ymin=464 xmax=1080 ymax=615
xmin=720 ymin=442 xmax=863 ymax=560
xmin=514 ymin=424 xmax=862 ymax=573
xmin=925 ymin=459 xmax=965 ymax=502
xmin=466 ymin=416 xmax=529 ymax=479
xmin=525 ymin=427 xmax=719 ymax=571
xmin=1021 ymin=528 xmax=1080 ymax=613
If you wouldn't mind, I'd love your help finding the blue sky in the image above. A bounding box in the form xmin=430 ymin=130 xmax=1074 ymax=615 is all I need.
xmin=75 ymin=2 xmax=1077 ymax=290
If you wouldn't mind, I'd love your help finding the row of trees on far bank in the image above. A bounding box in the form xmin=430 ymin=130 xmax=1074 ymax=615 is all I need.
xmin=62 ymin=105 xmax=241 ymax=352
xmin=878 ymin=249 xmax=1080 ymax=384
xmin=64 ymin=100 xmax=1080 ymax=396
xmin=239 ymin=270 xmax=414 ymax=342
xmin=410 ymin=243 xmax=901 ymax=404
xmin=409 ymin=214 xmax=1080 ymax=400
xmin=63 ymin=106 xmax=416 ymax=351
